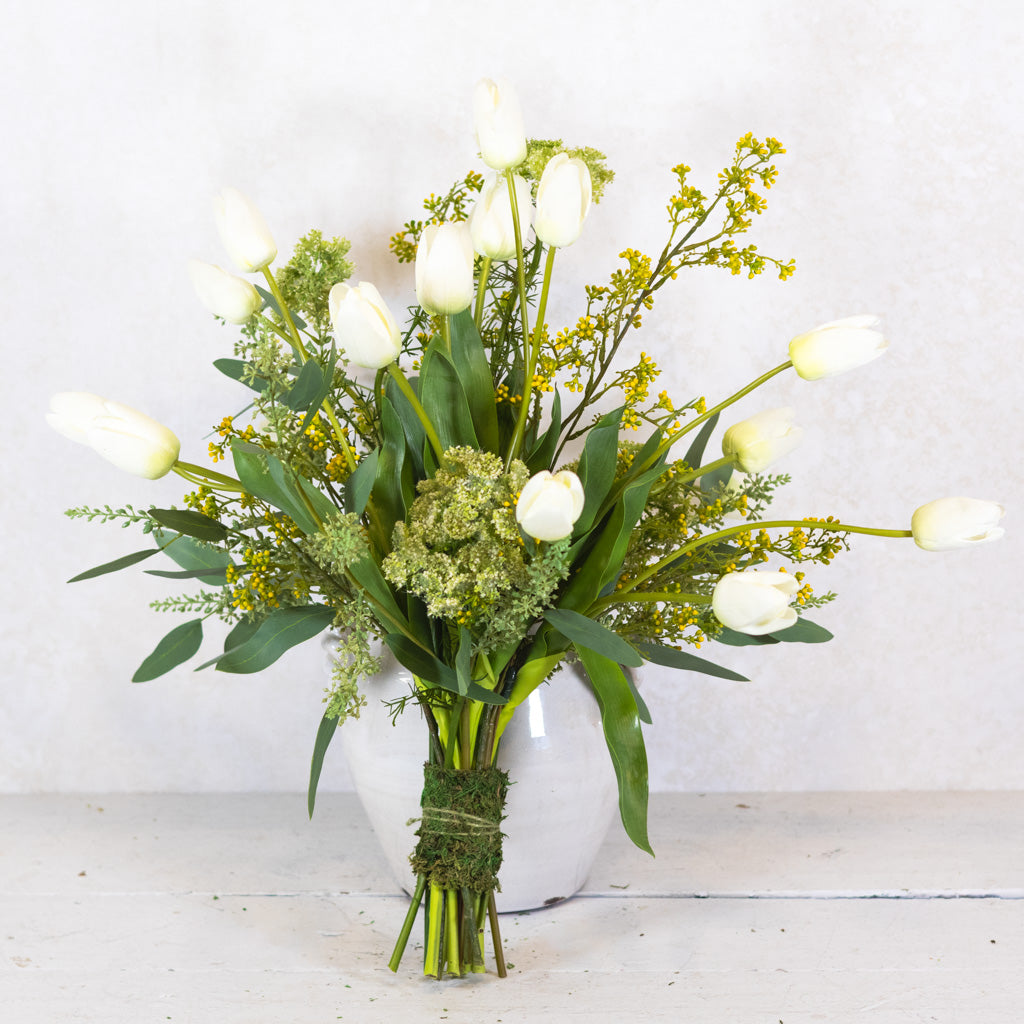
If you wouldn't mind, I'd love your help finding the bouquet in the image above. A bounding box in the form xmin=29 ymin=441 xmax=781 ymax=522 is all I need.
xmin=49 ymin=78 xmax=1005 ymax=979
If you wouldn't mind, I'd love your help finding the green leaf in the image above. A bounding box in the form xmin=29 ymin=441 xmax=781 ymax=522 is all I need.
xmin=149 ymin=508 xmax=228 ymax=543
xmin=420 ymin=341 xmax=479 ymax=451
xmin=577 ymin=645 xmax=652 ymax=855
xmin=344 ymin=449 xmax=379 ymax=516
xmin=282 ymin=358 xmax=326 ymax=412
xmin=214 ymin=606 xmax=336 ymax=674
xmin=682 ymin=411 xmax=720 ymax=469
xmin=544 ymin=609 xmax=643 ymax=667
xmin=232 ymin=442 xmax=320 ymax=534
xmin=224 ymin=617 xmax=260 ymax=651
xmin=455 ymin=626 xmax=473 ymax=697
xmin=701 ymin=460 xmax=733 ymax=492
xmin=373 ymin=397 xmax=414 ymax=537
xmin=213 ymin=358 xmax=270 ymax=394
xmin=634 ymin=640 xmax=749 ymax=681
xmin=525 ymin=389 xmax=562 ymax=474
xmin=449 ymin=310 xmax=499 ymax=453
xmin=68 ymin=548 xmax=160 ymax=583
xmin=575 ymin=407 xmax=624 ymax=536
xmin=308 ymin=711 xmax=338 ymax=818
xmin=714 ymin=627 xmax=780 ymax=647
xmin=384 ymin=374 xmax=426 ymax=478
xmin=383 ymin=635 xmax=506 ymax=705
xmin=348 ymin=555 xmax=409 ymax=634
xmin=132 ymin=619 xmax=204 ymax=682
xmin=144 ymin=566 xmax=229 ymax=583
xmin=772 ymin=618 xmax=833 ymax=644
xmin=151 ymin=530 xmax=234 ymax=586
xmin=298 ymin=344 xmax=338 ymax=434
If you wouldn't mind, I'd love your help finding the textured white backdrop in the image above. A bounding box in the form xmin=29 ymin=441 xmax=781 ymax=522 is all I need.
xmin=3 ymin=0 xmax=1021 ymax=792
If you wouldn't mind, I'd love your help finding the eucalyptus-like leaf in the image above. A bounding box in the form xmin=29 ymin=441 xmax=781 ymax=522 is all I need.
xmin=282 ymin=358 xmax=326 ymax=412
xmin=151 ymin=530 xmax=234 ymax=586
xmin=634 ymin=640 xmax=748 ymax=681
xmin=771 ymin=618 xmax=833 ymax=643
xmin=132 ymin=619 xmax=204 ymax=682
xmin=68 ymin=547 xmax=160 ymax=583
xmin=214 ymin=606 xmax=337 ymax=674
xmin=144 ymin=566 xmax=229 ymax=583
xmin=149 ymin=508 xmax=228 ymax=543
xmin=213 ymin=358 xmax=270 ymax=394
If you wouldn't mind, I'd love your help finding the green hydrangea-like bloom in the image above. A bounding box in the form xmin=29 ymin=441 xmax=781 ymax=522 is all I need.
xmin=383 ymin=447 xmax=570 ymax=652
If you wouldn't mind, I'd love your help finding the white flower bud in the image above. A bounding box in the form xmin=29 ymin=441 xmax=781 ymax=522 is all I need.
xmin=213 ymin=187 xmax=277 ymax=273
xmin=187 ymin=260 xmax=261 ymax=323
xmin=534 ymin=153 xmax=592 ymax=248
xmin=467 ymin=173 xmax=533 ymax=261
xmin=722 ymin=407 xmax=802 ymax=473
xmin=47 ymin=392 xmax=180 ymax=479
xmin=473 ymin=77 xmax=527 ymax=171
xmin=911 ymin=497 xmax=1005 ymax=551
xmin=328 ymin=281 xmax=402 ymax=369
xmin=712 ymin=570 xmax=800 ymax=635
xmin=515 ymin=470 xmax=585 ymax=542
xmin=788 ymin=315 xmax=888 ymax=380
xmin=415 ymin=222 xmax=475 ymax=316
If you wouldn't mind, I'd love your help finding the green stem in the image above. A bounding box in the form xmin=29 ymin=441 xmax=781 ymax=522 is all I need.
xmin=487 ymin=892 xmax=508 ymax=978
xmin=440 ymin=315 xmax=451 ymax=354
xmin=676 ymin=453 xmax=736 ymax=485
xmin=388 ymin=874 xmax=427 ymax=973
xmin=474 ymin=257 xmax=492 ymax=329
xmin=261 ymin=268 xmax=309 ymax=360
xmin=386 ymin=362 xmax=444 ymax=462
xmin=445 ymin=889 xmax=462 ymax=976
xmin=424 ymin=882 xmax=444 ymax=979
xmin=589 ymin=590 xmax=711 ymax=615
xmin=643 ymin=361 xmax=793 ymax=472
xmin=621 ymin=519 xmax=914 ymax=596
xmin=503 ymin=168 xmax=533 ymax=469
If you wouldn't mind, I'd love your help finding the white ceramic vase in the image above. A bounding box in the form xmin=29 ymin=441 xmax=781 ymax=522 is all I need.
xmin=325 ymin=640 xmax=618 ymax=912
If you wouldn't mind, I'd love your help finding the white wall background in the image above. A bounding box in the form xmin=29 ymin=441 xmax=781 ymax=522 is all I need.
xmin=3 ymin=0 xmax=1021 ymax=793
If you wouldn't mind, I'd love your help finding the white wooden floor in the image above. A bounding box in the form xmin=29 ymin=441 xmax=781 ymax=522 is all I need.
xmin=3 ymin=793 xmax=1022 ymax=1023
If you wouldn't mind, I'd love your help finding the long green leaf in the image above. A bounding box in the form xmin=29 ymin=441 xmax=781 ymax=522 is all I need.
xmin=373 ymin=397 xmax=413 ymax=538
xmin=577 ymin=645 xmax=652 ymax=855
xmin=449 ymin=310 xmax=499 ymax=453
xmin=215 ymin=606 xmax=336 ymax=674
xmin=420 ymin=342 xmax=478 ymax=451
xmin=634 ymin=640 xmax=749 ymax=681
xmin=384 ymin=374 xmax=426 ymax=478
xmin=132 ymin=619 xmax=204 ymax=682
xmin=574 ymin=407 xmax=624 ymax=536
xmin=68 ymin=548 xmax=160 ymax=583
xmin=149 ymin=508 xmax=228 ymax=543
xmin=384 ymin=635 xmax=506 ymax=705
xmin=151 ymin=530 xmax=234 ymax=586
xmin=308 ymin=711 xmax=338 ymax=818
xmin=682 ymin=411 xmax=720 ymax=469
xmin=525 ymin=389 xmax=562 ymax=474
xmin=544 ymin=609 xmax=643 ymax=667
xmin=344 ymin=449 xmax=379 ymax=516
xmin=772 ymin=618 xmax=833 ymax=643
xmin=348 ymin=555 xmax=408 ymax=633
xmin=144 ymin=566 xmax=229 ymax=583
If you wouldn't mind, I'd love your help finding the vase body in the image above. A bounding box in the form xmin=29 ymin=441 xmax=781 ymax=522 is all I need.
xmin=325 ymin=640 xmax=618 ymax=912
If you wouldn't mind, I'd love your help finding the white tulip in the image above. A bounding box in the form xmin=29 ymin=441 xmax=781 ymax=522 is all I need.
xmin=47 ymin=392 xmax=180 ymax=479
xmin=473 ymin=77 xmax=527 ymax=171
xmin=534 ymin=153 xmax=592 ymax=248
xmin=467 ymin=173 xmax=533 ymax=261
xmin=722 ymin=407 xmax=802 ymax=473
xmin=213 ymin=187 xmax=277 ymax=273
xmin=911 ymin=497 xmax=1005 ymax=551
xmin=415 ymin=222 xmax=475 ymax=315
xmin=712 ymin=570 xmax=800 ymax=635
xmin=515 ymin=470 xmax=585 ymax=542
xmin=187 ymin=260 xmax=261 ymax=323
xmin=788 ymin=314 xmax=888 ymax=380
xmin=328 ymin=281 xmax=402 ymax=369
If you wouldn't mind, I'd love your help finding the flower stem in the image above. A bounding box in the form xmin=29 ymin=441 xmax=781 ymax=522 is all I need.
xmin=620 ymin=519 xmax=914 ymax=596
xmin=388 ymin=874 xmax=427 ymax=973
xmin=504 ymin=169 xmax=533 ymax=469
xmin=386 ymin=363 xmax=445 ymax=462
xmin=440 ymin=314 xmax=452 ymax=354
xmin=261 ymin=268 xmax=309 ymax=360
xmin=474 ymin=257 xmax=492 ymax=329
xmin=487 ymin=892 xmax=508 ymax=978
xmin=172 ymin=461 xmax=244 ymax=492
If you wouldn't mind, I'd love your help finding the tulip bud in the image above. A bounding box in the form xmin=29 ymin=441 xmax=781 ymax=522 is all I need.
xmin=415 ymin=222 xmax=475 ymax=315
xmin=911 ymin=497 xmax=1005 ymax=551
xmin=213 ymin=187 xmax=277 ymax=273
xmin=788 ymin=315 xmax=888 ymax=380
xmin=467 ymin=173 xmax=534 ymax=261
xmin=515 ymin=470 xmax=585 ymax=542
xmin=722 ymin=407 xmax=802 ymax=474
xmin=187 ymin=260 xmax=261 ymax=324
xmin=534 ymin=153 xmax=593 ymax=248
xmin=712 ymin=570 xmax=800 ymax=636
xmin=473 ymin=77 xmax=527 ymax=171
xmin=328 ymin=281 xmax=402 ymax=369
xmin=47 ymin=392 xmax=180 ymax=479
